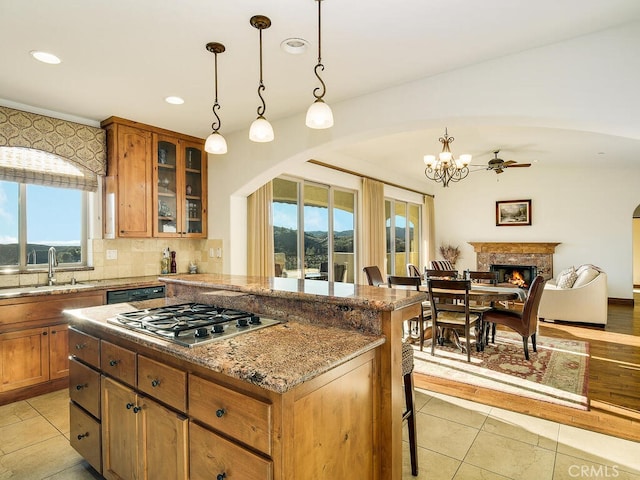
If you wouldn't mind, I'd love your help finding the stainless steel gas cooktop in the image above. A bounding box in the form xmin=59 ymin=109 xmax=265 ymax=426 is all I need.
xmin=107 ymin=303 xmax=281 ymax=347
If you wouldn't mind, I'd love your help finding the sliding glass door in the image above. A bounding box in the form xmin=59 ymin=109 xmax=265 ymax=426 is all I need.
xmin=273 ymin=177 xmax=356 ymax=282
xmin=385 ymin=199 xmax=421 ymax=276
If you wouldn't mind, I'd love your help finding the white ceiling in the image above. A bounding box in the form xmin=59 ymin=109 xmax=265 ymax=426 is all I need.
xmin=2 ymin=0 xmax=640 ymax=183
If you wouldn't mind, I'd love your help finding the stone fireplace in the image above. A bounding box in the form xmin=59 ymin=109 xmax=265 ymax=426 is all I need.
xmin=468 ymin=242 xmax=560 ymax=280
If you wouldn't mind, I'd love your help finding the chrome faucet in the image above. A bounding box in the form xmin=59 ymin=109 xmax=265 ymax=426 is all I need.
xmin=47 ymin=247 xmax=58 ymax=286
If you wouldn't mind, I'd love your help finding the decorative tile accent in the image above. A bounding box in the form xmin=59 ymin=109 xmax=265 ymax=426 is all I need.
xmin=469 ymin=242 xmax=560 ymax=279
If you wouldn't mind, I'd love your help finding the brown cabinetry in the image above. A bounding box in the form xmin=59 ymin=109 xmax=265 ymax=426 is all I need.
xmin=0 ymin=292 xmax=103 ymax=404
xmin=102 ymin=117 xmax=207 ymax=239
xmin=102 ymin=374 xmax=188 ymax=480
xmin=69 ymin=327 xmax=103 ymax=474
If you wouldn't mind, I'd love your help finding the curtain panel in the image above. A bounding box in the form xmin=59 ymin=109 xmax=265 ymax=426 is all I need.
xmin=361 ymin=178 xmax=386 ymax=278
xmin=247 ymin=181 xmax=275 ymax=277
xmin=0 ymin=106 xmax=106 ymax=191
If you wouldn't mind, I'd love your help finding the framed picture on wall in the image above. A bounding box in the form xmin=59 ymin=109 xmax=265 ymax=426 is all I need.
xmin=496 ymin=199 xmax=531 ymax=226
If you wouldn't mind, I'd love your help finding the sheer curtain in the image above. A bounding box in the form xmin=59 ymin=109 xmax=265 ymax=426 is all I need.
xmin=361 ymin=178 xmax=386 ymax=279
xmin=247 ymin=181 xmax=274 ymax=277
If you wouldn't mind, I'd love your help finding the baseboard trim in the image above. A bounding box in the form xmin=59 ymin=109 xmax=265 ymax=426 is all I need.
xmin=609 ymin=297 xmax=634 ymax=306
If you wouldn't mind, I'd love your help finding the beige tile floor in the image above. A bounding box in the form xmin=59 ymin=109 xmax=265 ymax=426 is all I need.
xmin=0 ymin=387 xmax=638 ymax=479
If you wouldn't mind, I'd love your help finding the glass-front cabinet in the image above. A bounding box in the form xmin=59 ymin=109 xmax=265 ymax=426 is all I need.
xmin=153 ymin=135 xmax=207 ymax=238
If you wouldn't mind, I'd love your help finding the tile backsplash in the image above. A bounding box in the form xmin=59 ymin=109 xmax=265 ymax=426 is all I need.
xmin=0 ymin=238 xmax=223 ymax=289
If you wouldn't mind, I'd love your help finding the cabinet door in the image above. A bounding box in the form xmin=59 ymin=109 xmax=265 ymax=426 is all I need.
xmin=0 ymin=327 xmax=49 ymax=392
xmin=102 ymin=376 xmax=139 ymax=480
xmin=49 ymin=324 xmax=69 ymax=380
xmin=182 ymin=141 xmax=207 ymax=238
xmin=138 ymin=395 xmax=188 ymax=480
xmin=190 ymin=422 xmax=272 ymax=480
xmin=116 ymin=124 xmax=153 ymax=237
xmin=154 ymin=134 xmax=182 ymax=237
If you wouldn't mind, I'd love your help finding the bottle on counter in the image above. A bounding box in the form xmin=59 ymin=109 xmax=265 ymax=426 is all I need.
xmin=161 ymin=247 xmax=170 ymax=274
xmin=170 ymin=251 xmax=177 ymax=274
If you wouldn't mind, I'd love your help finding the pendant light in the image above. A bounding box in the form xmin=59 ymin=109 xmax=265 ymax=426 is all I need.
xmin=204 ymin=42 xmax=228 ymax=154
xmin=306 ymin=0 xmax=333 ymax=129
xmin=249 ymin=15 xmax=274 ymax=143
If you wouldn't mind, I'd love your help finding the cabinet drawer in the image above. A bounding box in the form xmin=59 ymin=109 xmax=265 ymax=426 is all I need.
xmin=100 ymin=340 xmax=136 ymax=386
xmin=70 ymin=402 xmax=102 ymax=474
xmin=189 ymin=375 xmax=272 ymax=455
xmin=69 ymin=358 xmax=101 ymax=419
xmin=137 ymin=355 xmax=187 ymax=412
xmin=69 ymin=328 xmax=100 ymax=368
xmin=190 ymin=422 xmax=272 ymax=480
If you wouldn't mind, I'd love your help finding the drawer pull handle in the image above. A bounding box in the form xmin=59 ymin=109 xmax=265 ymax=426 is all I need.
xmin=75 ymin=343 xmax=86 ymax=350
xmin=76 ymin=383 xmax=88 ymax=390
xmin=217 ymin=474 xmax=226 ymax=480
xmin=109 ymin=360 xmax=119 ymax=367
xmin=151 ymin=379 xmax=160 ymax=387
xmin=77 ymin=432 xmax=89 ymax=440
xmin=215 ymin=408 xmax=226 ymax=418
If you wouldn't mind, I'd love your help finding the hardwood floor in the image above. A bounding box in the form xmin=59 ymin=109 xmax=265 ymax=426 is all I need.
xmin=414 ymin=296 xmax=640 ymax=443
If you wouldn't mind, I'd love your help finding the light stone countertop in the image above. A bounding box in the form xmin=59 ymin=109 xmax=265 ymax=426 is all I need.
xmin=0 ymin=275 xmax=164 ymax=300
xmin=65 ymin=301 xmax=385 ymax=394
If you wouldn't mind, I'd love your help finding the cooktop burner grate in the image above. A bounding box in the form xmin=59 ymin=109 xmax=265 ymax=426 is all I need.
xmin=108 ymin=303 xmax=280 ymax=347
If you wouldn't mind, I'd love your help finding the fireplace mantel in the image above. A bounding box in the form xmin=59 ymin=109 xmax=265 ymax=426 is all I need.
xmin=468 ymin=242 xmax=561 ymax=279
xmin=468 ymin=242 xmax=560 ymax=254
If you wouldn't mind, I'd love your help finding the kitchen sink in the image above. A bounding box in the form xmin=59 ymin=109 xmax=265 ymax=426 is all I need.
xmin=0 ymin=282 xmax=97 ymax=297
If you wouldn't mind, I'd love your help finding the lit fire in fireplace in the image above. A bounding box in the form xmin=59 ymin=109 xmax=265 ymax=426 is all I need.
xmin=508 ymin=270 xmax=526 ymax=287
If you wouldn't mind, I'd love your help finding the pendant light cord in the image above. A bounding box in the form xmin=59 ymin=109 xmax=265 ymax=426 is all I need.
xmin=256 ymin=27 xmax=267 ymax=117
xmin=211 ymin=51 xmax=222 ymax=132
xmin=312 ymin=0 xmax=327 ymax=101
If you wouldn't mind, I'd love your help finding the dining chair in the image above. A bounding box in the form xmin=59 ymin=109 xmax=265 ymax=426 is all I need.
xmin=402 ymin=342 xmax=418 ymax=476
xmin=406 ymin=263 xmax=421 ymax=277
xmin=482 ymin=275 xmax=546 ymax=360
xmin=464 ymin=270 xmax=498 ymax=343
xmin=426 ymin=278 xmax=480 ymax=362
xmin=464 ymin=270 xmax=498 ymax=285
xmin=387 ymin=275 xmax=431 ymax=351
xmin=425 ymin=268 xmax=458 ymax=280
xmin=363 ymin=266 xmax=385 ymax=286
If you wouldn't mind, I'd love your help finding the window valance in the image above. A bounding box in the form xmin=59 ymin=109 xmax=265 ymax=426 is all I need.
xmin=0 ymin=106 xmax=106 ymax=191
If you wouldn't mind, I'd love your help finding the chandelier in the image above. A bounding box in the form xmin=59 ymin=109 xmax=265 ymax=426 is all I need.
xmin=423 ymin=128 xmax=472 ymax=187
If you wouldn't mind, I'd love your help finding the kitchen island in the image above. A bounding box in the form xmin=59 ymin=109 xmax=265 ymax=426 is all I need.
xmin=65 ymin=274 xmax=423 ymax=479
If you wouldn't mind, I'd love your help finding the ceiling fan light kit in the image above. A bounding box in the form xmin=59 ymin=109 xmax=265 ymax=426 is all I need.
xmin=423 ymin=128 xmax=471 ymax=187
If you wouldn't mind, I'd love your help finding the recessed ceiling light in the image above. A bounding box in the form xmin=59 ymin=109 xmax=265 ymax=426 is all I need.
xmin=30 ymin=50 xmax=61 ymax=64
xmin=280 ymin=38 xmax=309 ymax=55
xmin=165 ymin=96 xmax=185 ymax=105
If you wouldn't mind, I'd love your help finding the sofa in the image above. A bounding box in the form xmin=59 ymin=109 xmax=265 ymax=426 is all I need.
xmin=538 ymin=264 xmax=608 ymax=325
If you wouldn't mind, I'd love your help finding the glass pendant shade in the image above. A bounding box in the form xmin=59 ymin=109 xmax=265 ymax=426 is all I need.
xmin=249 ymin=116 xmax=274 ymax=142
xmin=306 ymin=99 xmax=334 ymax=129
xmin=204 ymin=132 xmax=228 ymax=154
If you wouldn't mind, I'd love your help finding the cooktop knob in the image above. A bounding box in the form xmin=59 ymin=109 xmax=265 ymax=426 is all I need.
xmin=213 ymin=324 xmax=224 ymax=334
xmin=195 ymin=327 xmax=210 ymax=338
xmin=249 ymin=315 xmax=261 ymax=325
xmin=236 ymin=318 xmax=249 ymax=327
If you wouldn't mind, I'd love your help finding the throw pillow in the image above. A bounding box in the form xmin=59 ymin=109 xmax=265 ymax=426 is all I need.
xmin=556 ymin=266 xmax=578 ymax=289
xmin=573 ymin=267 xmax=600 ymax=288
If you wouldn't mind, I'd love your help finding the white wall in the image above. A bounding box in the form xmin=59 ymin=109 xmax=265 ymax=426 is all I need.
xmin=206 ymin=22 xmax=640 ymax=299
xmin=433 ymin=164 xmax=639 ymax=299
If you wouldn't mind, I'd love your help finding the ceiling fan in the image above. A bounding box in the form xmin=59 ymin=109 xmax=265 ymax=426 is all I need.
xmin=477 ymin=150 xmax=532 ymax=174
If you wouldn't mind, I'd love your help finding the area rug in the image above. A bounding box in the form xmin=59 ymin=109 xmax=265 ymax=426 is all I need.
xmin=412 ymin=332 xmax=590 ymax=410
